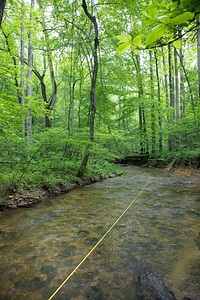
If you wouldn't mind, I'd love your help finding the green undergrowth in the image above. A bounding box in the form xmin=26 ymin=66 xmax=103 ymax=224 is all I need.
xmin=0 ymin=130 xmax=123 ymax=204
xmin=162 ymin=149 xmax=200 ymax=168
xmin=0 ymin=161 xmax=122 ymax=201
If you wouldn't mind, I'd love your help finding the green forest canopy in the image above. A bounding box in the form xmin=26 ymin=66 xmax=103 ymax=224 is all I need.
xmin=0 ymin=0 xmax=200 ymax=194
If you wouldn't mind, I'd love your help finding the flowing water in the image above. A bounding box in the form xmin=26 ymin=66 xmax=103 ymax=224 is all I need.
xmin=0 ymin=166 xmax=199 ymax=300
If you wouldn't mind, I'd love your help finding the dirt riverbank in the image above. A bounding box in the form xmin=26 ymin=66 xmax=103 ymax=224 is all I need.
xmin=0 ymin=173 xmax=117 ymax=216
xmin=164 ymin=165 xmax=200 ymax=183
xmin=0 ymin=165 xmax=199 ymax=217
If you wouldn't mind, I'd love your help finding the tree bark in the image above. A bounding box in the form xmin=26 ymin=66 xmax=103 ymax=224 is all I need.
xmin=168 ymin=45 xmax=175 ymax=151
xmin=162 ymin=47 xmax=169 ymax=108
xmin=133 ymin=54 xmax=148 ymax=155
xmin=77 ymin=0 xmax=99 ymax=178
xmin=197 ymin=14 xmax=200 ymax=100
xmin=26 ymin=0 xmax=35 ymax=137
xmin=0 ymin=0 xmax=6 ymax=26
xmin=20 ymin=1 xmax=26 ymax=137
xmin=174 ymin=48 xmax=179 ymax=120
xmin=149 ymin=51 xmax=156 ymax=155
xmin=179 ymin=48 xmax=186 ymax=118
xmin=81 ymin=0 xmax=98 ymax=142
xmin=154 ymin=50 xmax=163 ymax=153
xmin=38 ymin=0 xmax=57 ymax=128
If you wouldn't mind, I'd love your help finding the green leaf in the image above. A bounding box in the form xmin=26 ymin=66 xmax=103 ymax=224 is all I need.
xmin=116 ymin=34 xmax=133 ymax=55
xmin=146 ymin=24 xmax=166 ymax=45
xmin=133 ymin=34 xmax=145 ymax=48
xmin=142 ymin=10 xmax=148 ymax=17
xmin=148 ymin=4 xmax=157 ymax=19
xmin=116 ymin=41 xmax=133 ymax=55
xmin=158 ymin=15 xmax=171 ymax=24
xmin=116 ymin=34 xmax=132 ymax=44
xmin=173 ymin=39 xmax=182 ymax=49
xmin=171 ymin=12 xmax=194 ymax=25
xmin=141 ymin=1 xmax=147 ymax=7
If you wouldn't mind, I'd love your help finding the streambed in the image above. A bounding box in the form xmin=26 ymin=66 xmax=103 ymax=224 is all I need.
xmin=0 ymin=166 xmax=199 ymax=299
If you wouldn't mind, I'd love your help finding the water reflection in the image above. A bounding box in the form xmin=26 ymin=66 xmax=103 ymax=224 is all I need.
xmin=0 ymin=166 xmax=199 ymax=300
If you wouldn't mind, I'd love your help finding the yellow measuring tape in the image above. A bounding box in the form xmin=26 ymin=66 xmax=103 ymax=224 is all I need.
xmin=48 ymin=180 xmax=149 ymax=300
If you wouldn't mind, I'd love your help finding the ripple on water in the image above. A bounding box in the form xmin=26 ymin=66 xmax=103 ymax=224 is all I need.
xmin=0 ymin=166 xmax=199 ymax=300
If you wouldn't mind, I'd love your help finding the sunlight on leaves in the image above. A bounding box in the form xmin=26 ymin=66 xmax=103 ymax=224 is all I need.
xmin=133 ymin=34 xmax=145 ymax=48
xmin=116 ymin=34 xmax=133 ymax=55
xmin=146 ymin=24 xmax=166 ymax=45
xmin=116 ymin=34 xmax=132 ymax=43
xmin=173 ymin=39 xmax=182 ymax=49
xmin=148 ymin=3 xmax=157 ymax=19
xmin=158 ymin=15 xmax=171 ymax=24
xmin=171 ymin=12 xmax=194 ymax=25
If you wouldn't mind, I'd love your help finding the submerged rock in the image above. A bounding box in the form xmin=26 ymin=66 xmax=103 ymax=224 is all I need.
xmin=137 ymin=272 xmax=176 ymax=300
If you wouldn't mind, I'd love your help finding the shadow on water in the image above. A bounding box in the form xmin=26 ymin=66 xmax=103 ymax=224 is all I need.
xmin=0 ymin=166 xmax=199 ymax=299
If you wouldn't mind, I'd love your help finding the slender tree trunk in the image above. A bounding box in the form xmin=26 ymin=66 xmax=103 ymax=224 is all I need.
xmin=77 ymin=0 xmax=99 ymax=178
xmin=179 ymin=48 xmax=186 ymax=118
xmin=69 ymin=81 xmax=75 ymax=130
xmin=134 ymin=54 xmax=148 ymax=155
xmin=174 ymin=48 xmax=179 ymax=120
xmin=177 ymin=47 xmax=195 ymax=113
xmin=154 ymin=50 xmax=163 ymax=153
xmin=197 ymin=14 xmax=200 ymax=100
xmin=20 ymin=1 xmax=26 ymax=137
xmin=162 ymin=47 xmax=169 ymax=108
xmin=78 ymin=80 xmax=83 ymax=129
xmin=149 ymin=51 xmax=156 ymax=155
xmin=82 ymin=0 xmax=98 ymax=142
xmin=168 ymin=45 xmax=175 ymax=151
xmin=38 ymin=0 xmax=57 ymax=128
xmin=2 ymin=30 xmax=20 ymax=103
xmin=68 ymin=52 xmax=76 ymax=132
xmin=196 ymin=15 xmax=200 ymax=143
xmin=67 ymin=9 xmax=76 ymax=133
xmin=0 ymin=0 xmax=6 ymax=26
xmin=26 ymin=0 xmax=35 ymax=137
xmin=45 ymin=53 xmax=57 ymax=127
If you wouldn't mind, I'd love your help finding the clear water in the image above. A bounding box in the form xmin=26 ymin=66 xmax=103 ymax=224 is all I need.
xmin=0 ymin=166 xmax=199 ymax=300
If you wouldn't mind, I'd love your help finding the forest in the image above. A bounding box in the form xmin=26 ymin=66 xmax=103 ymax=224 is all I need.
xmin=0 ymin=0 xmax=200 ymax=203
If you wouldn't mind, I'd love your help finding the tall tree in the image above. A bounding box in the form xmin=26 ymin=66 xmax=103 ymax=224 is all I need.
xmin=154 ymin=50 xmax=163 ymax=153
xmin=26 ymin=0 xmax=35 ymax=136
xmin=77 ymin=0 xmax=99 ymax=177
xmin=197 ymin=14 xmax=200 ymax=100
xmin=20 ymin=0 xmax=25 ymax=137
xmin=149 ymin=50 xmax=156 ymax=154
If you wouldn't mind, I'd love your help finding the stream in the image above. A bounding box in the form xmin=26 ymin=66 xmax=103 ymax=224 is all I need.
xmin=0 ymin=166 xmax=199 ymax=300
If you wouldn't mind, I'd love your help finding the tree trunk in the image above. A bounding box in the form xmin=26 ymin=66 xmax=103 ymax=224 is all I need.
xmin=196 ymin=15 xmax=200 ymax=143
xmin=68 ymin=81 xmax=76 ymax=132
xmin=0 ymin=0 xmax=6 ymax=26
xmin=174 ymin=48 xmax=179 ymax=120
xmin=45 ymin=43 xmax=57 ymax=128
xmin=179 ymin=48 xmax=186 ymax=118
xmin=20 ymin=1 xmax=26 ymax=137
xmin=154 ymin=50 xmax=163 ymax=153
xmin=177 ymin=47 xmax=195 ymax=113
xmin=133 ymin=54 xmax=148 ymax=155
xmin=162 ymin=47 xmax=169 ymax=108
xmin=38 ymin=0 xmax=57 ymax=128
xmin=149 ymin=51 xmax=156 ymax=155
xmin=2 ymin=30 xmax=20 ymax=103
xmin=168 ymin=45 xmax=175 ymax=151
xmin=77 ymin=0 xmax=99 ymax=178
xmin=197 ymin=14 xmax=200 ymax=100
xmin=26 ymin=0 xmax=35 ymax=137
